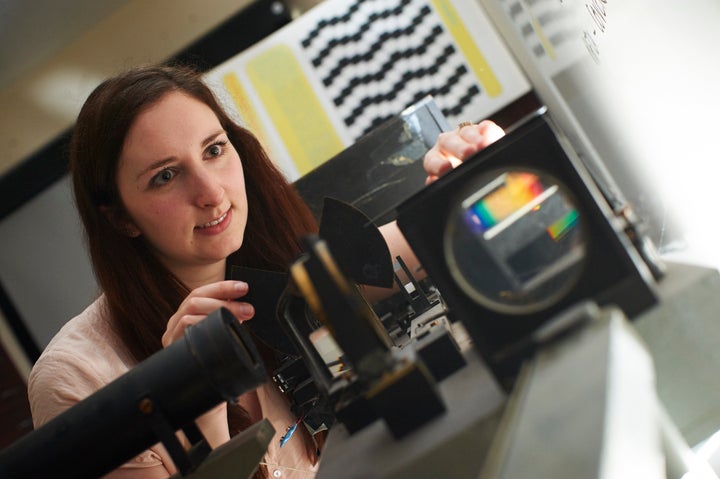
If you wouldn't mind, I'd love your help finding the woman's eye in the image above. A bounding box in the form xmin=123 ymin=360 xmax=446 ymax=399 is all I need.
xmin=207 ymin=141 xmax=226 ymax=158
xmin=151 ymin=168 xmax=176 ymax=187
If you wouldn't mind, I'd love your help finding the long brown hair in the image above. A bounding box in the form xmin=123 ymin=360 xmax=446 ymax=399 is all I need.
xmin=70 ymin=64 xmax=319 ymax=475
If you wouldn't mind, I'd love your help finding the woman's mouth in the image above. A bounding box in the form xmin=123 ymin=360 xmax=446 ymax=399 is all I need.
xmin=195 ymin=209 xmax=232 ymax=235
xmin=199 ymin=211 xmax=228 ymax=228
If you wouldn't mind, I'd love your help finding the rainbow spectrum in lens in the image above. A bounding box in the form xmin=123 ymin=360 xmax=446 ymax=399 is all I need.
xmin=547 ymin=209 xmax=579 ymax=241
xmin=466 ymin=172 xmax=545 ymax=232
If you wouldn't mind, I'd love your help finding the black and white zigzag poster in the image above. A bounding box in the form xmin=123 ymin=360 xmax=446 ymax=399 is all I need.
xmin=207 ymin=0 xmax=529 ymax=181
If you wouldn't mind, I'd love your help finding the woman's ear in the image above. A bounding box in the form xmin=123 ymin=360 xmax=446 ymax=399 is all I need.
xmin=99 ymin=205 xmax=141 ymax=238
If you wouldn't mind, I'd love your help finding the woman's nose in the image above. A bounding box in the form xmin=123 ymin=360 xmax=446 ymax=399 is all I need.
xmin=191 ymin=168 xmax=224 ymax=207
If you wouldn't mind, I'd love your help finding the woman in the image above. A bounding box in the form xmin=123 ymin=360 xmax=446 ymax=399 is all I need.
xmin=27 ymin=64 xmax=503 ymax=478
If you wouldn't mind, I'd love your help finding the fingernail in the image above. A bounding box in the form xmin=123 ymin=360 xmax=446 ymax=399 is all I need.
xmin=234 ymin=281 xmax=248 ymax=291
xmin=239 ymin=304 xmax=254 ymax=316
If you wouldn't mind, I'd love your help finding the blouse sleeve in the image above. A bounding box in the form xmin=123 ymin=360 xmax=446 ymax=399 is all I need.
xmin=28 ymin=348 xmax=166 ymax=471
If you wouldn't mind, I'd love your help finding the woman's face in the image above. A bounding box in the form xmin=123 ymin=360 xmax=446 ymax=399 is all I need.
xmin=115 ymin=91 xmax=248 ymax=281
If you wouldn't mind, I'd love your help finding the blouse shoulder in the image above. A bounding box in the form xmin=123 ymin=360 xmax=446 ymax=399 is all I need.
xmin=27 ymin=295 xmax=167 ymax=471
xmin=27 ymin=295 xmax=132 ymax=427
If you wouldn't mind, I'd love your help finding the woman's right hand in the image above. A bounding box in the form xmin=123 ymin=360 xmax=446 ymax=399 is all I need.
xmin=423 ymin=120 xmax=505 ymax=184
xmin=161 ymin=280 xmax=254 ymax=347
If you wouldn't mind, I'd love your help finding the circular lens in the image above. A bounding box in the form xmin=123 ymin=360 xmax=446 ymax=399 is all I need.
xmin=444 ymin=169 xmax=586 ymax=315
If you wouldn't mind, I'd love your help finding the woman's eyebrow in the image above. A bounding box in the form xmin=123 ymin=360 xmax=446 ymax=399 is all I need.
xmin=136 ymin=158 xmax=174 ymax=181
xmin=202 ymin=129 xmax=226 ymax=147
xmin=134 ymin=130 xmax=227 ymax=181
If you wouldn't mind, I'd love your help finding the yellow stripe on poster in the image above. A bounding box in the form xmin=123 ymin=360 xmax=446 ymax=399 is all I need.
xmin=245 ymin=44 xmax=345 ymax=175
xmin=222 ymin=72 xmax=271 ymax=152
xmin=431 ymin=0 xmax=503 ymax=98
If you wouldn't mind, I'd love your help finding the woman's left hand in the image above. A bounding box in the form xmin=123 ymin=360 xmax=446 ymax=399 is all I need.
xmin=162 ymin=280 xmax=253 ymax=348
xmin=423 ymin=120 xmax=505 ymax=184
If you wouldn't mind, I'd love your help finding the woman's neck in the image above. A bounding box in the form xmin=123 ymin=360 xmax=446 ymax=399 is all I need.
xmin=172 ymin=260 xmax=228 ymax=291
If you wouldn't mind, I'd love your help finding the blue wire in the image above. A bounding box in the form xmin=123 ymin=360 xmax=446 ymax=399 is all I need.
xmin=279 ymin=422 xmax=298 ymax=448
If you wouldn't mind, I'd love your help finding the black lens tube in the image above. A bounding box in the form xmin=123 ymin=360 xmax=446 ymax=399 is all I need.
xmin=0 ymin=308 xmax=266 ymax=479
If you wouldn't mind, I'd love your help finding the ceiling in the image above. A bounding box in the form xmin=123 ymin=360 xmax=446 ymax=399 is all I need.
xmin=0 ymin=0 xmax=128 ymax=89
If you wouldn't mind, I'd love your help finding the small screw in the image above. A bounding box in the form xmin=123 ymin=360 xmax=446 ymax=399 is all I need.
xmin=138 ymin=398 xmax=154 ymax=414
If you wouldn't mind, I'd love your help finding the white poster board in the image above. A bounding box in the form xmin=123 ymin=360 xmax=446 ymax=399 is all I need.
xmin=205 ymin=0 xmax=530 ymax=181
